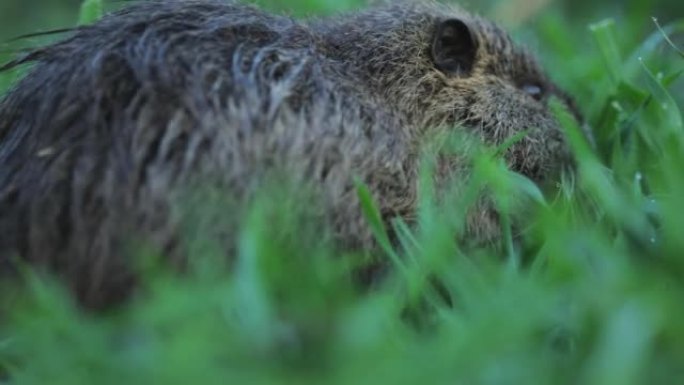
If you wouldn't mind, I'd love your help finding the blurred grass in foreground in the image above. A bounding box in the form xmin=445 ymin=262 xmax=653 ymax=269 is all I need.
xmin=1 ymin=0 xmax=684 ymax=384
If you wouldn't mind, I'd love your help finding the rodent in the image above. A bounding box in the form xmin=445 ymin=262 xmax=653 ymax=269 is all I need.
xmin=0 ymin=0 xmax=582 ymax=308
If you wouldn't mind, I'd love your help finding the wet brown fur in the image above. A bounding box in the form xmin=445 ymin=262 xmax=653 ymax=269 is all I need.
xmin=0 ymin=0 xmax=580 ymax=308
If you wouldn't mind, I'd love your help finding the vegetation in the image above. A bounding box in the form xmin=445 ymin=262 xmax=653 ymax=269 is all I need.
xmin=1 ymin=0 xmax=683 ymax=384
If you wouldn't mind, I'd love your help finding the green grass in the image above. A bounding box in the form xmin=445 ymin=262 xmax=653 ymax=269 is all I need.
xmin=1 ymin=0 xmax=684 ymax=384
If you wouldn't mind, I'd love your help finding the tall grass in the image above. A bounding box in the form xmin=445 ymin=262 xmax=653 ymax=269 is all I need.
xmin=1 ymin=0 xmax=684 ymax=384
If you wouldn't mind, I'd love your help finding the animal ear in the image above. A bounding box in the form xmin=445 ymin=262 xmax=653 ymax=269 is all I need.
xmin=432 ymin=19 xmax=478 ymax=76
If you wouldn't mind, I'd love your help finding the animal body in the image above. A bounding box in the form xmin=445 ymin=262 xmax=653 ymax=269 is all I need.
xmin=0 ymin=0 xmax=581 ymax=308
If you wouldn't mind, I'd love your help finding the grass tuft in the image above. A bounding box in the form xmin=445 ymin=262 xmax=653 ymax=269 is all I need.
xmin=1 ymin=0 xmax=684 ymax=384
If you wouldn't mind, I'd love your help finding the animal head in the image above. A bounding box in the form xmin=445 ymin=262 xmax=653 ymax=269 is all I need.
xmin=317 ymin=1 xmax=583 ymax=183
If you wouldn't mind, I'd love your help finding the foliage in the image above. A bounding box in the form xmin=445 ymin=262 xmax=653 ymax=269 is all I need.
xmin=1 ymin=0 xmax=684 ymax=384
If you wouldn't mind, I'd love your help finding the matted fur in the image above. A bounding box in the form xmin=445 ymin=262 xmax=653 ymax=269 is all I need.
xmin=0 ymin=0 xmax=580 ymax=308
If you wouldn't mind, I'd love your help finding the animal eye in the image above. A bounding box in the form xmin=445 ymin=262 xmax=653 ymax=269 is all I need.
xmin=521 ymin=83 xmax=544 ymax=101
